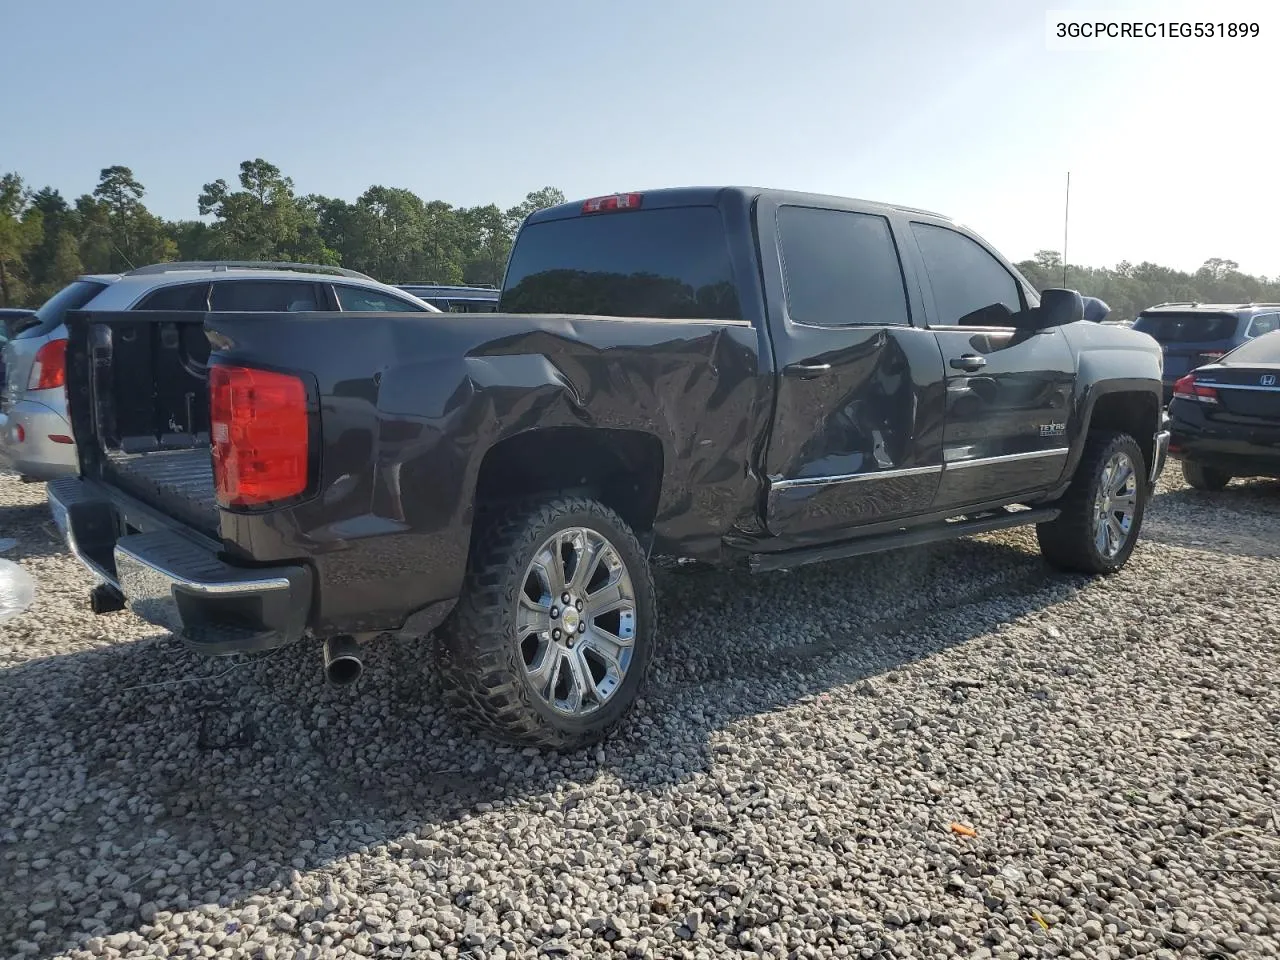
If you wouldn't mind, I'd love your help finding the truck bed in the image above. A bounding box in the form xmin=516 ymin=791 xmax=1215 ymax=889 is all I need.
xmin=59 ymin=309 xmax=220 ymax=536
xmin=105 ymin=448 xmax=218 ymax=534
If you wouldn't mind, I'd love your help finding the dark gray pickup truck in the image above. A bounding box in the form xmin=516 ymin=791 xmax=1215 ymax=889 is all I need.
xmin=48 ymin=186 xmax=1169 ymax=748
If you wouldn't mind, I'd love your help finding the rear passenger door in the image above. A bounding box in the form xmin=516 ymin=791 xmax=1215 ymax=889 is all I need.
xmin=758 ymin=199 xmax=947 ymax=540
xmin=903 ymin=221 xmax=1076 ymax=511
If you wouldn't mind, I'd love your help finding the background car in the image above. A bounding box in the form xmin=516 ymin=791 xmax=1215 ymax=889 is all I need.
xmin=0 ymin=261 xmax=438 ymax=481
xmin=396 ymin=283 xmax=500 ymax=312
xmin=0 ymin=307 xmax=37 ymax=340
xmin=1132 ymin=302 xmax=1280 ymax=403
xmin=1167 ymin=328 xmax=1280 ymax=489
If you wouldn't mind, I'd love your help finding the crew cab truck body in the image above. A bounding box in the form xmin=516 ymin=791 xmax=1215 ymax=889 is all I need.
xmin=49 ymin=187 xmax=1169 ymax=748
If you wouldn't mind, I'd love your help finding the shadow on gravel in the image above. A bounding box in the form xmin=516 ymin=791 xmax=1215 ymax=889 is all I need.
xmin=0 ymin=499 xmax=66 ymax=561
xmin=1144 ymin=478 xmax=1280 ymax=558
xmin=0 ymin=533 xmax=1086 ymax=954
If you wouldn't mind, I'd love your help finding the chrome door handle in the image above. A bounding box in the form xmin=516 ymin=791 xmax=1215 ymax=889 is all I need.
xmin=950 ymin=355 xmax=987 ymax=372
xmin=784 ymin=362 xmax=831 ymax=379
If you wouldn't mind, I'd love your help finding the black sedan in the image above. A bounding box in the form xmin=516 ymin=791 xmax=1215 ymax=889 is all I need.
xmin=1168 ymin=329 xmax=1280 ymax=490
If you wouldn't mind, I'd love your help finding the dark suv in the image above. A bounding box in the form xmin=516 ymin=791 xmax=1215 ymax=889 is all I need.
xmin=1132 ymin=303 xmax=1280 ymax=403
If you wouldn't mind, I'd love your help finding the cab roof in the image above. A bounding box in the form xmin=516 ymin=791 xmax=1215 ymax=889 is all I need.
xmin=523 ymin=186 xmax=954 ymax=226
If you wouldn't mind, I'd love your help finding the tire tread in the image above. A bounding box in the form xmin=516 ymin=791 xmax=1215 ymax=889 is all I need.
xmin=438 ymin=496 xmax=655 ymax=750
xmin=1037 ymin=430 xmax=1146 ymax=575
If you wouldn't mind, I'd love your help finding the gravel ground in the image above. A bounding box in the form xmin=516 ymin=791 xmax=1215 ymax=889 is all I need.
xmin=1 ymin=466 xmax=1278 ymax=960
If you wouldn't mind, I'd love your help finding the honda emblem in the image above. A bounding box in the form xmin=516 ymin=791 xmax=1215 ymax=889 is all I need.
xmin=1263 ymin=374 xmax=1277 ymax=386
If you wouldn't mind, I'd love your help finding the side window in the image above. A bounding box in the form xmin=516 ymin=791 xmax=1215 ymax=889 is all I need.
xmin=210 ymin=280 xmax=321 ymax=312
xmin=1248 ymin=313 xmax=1279 ymax=337
xmin=911 ymin=223 xmax=1022 ymax=327
xmin=333 ymin=285 xmax=428 ymax=312
xmin=134 ymin=282 xmax=210 ymax=311
xmin=776 ymin=206 xmax=910 ymax=327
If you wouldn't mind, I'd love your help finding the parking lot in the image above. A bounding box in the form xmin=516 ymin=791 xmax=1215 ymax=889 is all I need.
xmin=1 ymin=467 xmax=1277 ymax=960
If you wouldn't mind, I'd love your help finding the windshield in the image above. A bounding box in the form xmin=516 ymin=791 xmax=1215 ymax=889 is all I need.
xmin=1223 ymin=330 xmax=1280 ymax=365
xmin=501 ymin=206 xmax=741 ymax=319
xmin=18 ymin=280 xmax=109 ymax=339
xmin=1132 ymin=312 xmax=1239 ymax=343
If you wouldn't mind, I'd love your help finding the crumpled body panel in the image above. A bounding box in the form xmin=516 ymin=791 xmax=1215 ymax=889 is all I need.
xmin=206 ymin=311 xmax=768 ymax=635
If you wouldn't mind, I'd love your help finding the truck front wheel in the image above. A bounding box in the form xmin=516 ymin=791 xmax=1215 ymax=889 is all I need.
xmin=439 ymin=496 xmax=657 ymax=749
xmin=1037 ymin=430 xmax=1148 ymax=575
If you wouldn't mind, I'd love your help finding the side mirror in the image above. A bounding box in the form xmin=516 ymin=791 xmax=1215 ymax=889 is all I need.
xmin=1081 ymin=296 xmax=1110 ymax=324
xmin=1036 ymin=288 xmax=1084 ymax=329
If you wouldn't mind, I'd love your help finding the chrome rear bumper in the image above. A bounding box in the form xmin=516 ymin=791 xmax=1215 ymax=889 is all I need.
xmin=48 ymin=478 xmax=312 ymax=655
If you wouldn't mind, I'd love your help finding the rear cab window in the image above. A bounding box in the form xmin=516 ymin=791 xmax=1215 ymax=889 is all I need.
xmin=775 ymin=206 xmax=910 ymax=327
xmin=16 ymin=280 xmax=108 ymax=339
xmin=501 ymin=206 xmax=741 ymax=319
xmin=1132 ymin=312 xmax=1241 ymax=342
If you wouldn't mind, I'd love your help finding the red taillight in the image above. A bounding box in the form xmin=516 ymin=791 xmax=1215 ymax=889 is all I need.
xmin=1172 ymin=373 xmax=1218 ymax=403
xmin=28 ymin=339 xmax=68 ymax=390
xmin=209 ymin=364 xmax=310 ymax=507
xmin=582 ymin=193 xmax=643 ymax=214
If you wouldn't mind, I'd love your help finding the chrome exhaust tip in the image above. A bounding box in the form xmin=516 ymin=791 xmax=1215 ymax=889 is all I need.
xmin=323 ymin=635 xmax=363 ymax=686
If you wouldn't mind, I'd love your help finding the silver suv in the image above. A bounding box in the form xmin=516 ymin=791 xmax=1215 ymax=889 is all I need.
xmin=0 ymin=261 xmax=439 ymax=481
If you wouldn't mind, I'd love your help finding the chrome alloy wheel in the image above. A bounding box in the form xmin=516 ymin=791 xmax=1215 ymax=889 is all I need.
xmin=516 ymin=527 xmax=637 ymax=716
xmin=1093 ymin=450 xmax=1138 ymax=558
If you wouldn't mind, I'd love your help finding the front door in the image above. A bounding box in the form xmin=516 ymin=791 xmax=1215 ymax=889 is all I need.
xmin=903 ymin=221 xmax=1076 ymax=510
xmin=757 ymin=200 xmax=947 ymax=541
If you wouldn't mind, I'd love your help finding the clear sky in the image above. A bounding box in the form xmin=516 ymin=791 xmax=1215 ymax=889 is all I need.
xmin=8 ymin=0 xmax=1276 ymax=275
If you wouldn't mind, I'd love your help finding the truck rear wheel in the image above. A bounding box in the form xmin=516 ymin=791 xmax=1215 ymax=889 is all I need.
xmin=1037 ymin=430 xmax=1147 ymax=575
xmin=439 ymin=496 xmax=657 ymax=749
xmin=1181 ymin=461 xmax=1231 ymax=491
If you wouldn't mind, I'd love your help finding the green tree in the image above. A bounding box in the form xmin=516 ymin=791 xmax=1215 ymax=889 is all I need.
xmin=25 ymin=188 xmax=85 ymax=300
xmin=458 ymin=204 xmax=510 ymax=287
xmin=198 ymin=159 xmax=337 ymax=264
xmin=504 ymin=186 xmax=566 ymax=236
xmin=77 ymin=166 xmax=176 ymax=272
xmin=166 ymin=219 xmax=213 ymax=261
xmin=1015 ymin=254 xmax=1280 ymax=323
xmin=1033 ymin=249 xmax=1063 ymax=271
xmin=0 ymin=174 xmax=43 ymax=306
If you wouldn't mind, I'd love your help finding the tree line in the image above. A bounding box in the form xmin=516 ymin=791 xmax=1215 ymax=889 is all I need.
xmin=1017 ymin=251 xmax=1280 ymax=323
xmin=0 ymin=160 xmax=565 ymax=307
xmin=2 ymin=161 xmax=1277 ymax=318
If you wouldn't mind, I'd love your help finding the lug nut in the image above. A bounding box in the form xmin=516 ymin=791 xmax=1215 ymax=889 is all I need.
xmin=562 ymin=592 xmax=571 ymax=604
xmin=578 ymin=622 xmax=587 ymax=633
xmin=576 ymin=599 xmax=584 ymax=611
xmin=552 ymin=628 xmax=562 ymax=640
xmin=550 ymin=607 xmax=559 ymax=619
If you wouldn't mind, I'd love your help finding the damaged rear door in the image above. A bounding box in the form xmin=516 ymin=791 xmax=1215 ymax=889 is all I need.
xmin=757 ymin=199 xmax=946 ymax=539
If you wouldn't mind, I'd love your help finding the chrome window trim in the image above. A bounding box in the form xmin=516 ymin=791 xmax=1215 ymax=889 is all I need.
xmin=771 ymin=464 xmax=941 ymax=490
xmin=770 ymin=447 xmax=1069 ymax=490
xmin=943 ymin=447 xmax=1070 ymax=470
